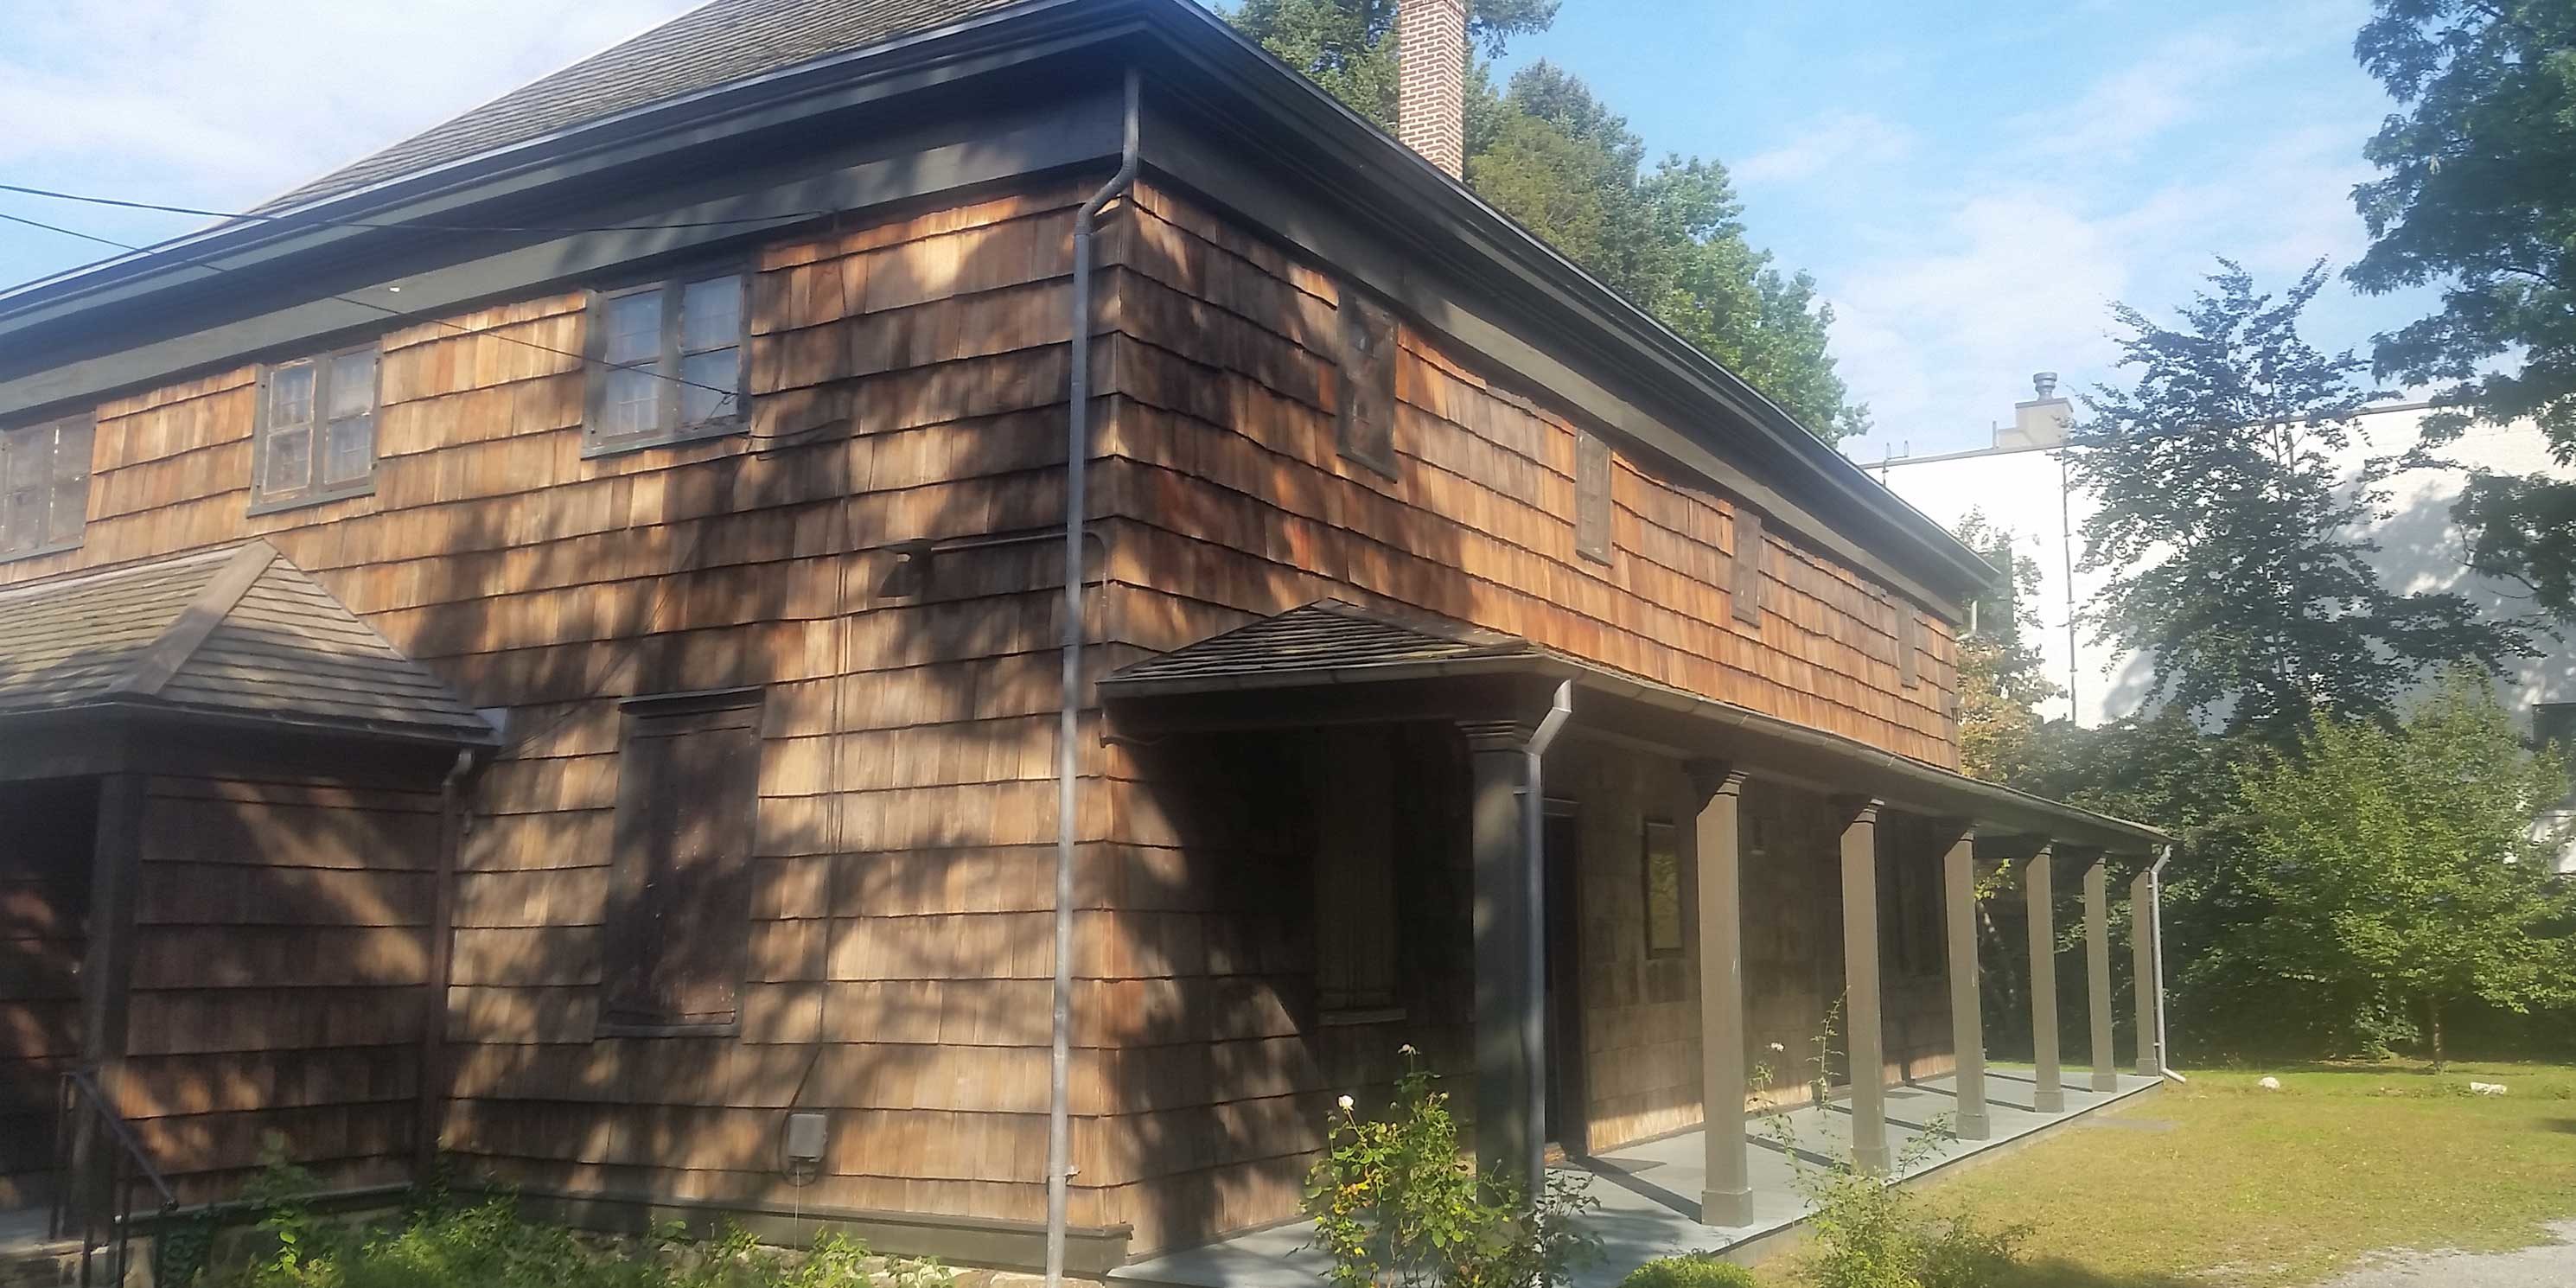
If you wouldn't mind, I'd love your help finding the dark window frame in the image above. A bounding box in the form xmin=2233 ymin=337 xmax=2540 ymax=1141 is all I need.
xmin=1575 ymin=430 xmax=1613 ymax=564
xmin=598 ymin=685 xmax=766 ymax=1037
xmin=250 ymin=341 xmax=382 ymax=514
xmin=0 ymin=413 xmax=94 ymax=563
xmin=582 ymin=265 xmax=751 ymax=458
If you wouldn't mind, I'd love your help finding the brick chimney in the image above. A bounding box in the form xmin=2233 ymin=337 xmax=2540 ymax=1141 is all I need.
xmin=1396 ymin=0 xmax=1468 ymax=178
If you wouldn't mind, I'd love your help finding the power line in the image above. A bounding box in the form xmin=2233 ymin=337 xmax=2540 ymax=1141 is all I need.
xmin=0 ymin=180 xmax=832 ymax=235
xmin=0 ymin=207 xmax=833 ymax=447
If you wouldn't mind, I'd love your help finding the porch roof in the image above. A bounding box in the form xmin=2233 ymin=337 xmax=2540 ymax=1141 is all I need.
xmin=0 ymin=541 xmax=499 ymax=747
xmin=1099 ymin=599 xmax=2166 ymax=851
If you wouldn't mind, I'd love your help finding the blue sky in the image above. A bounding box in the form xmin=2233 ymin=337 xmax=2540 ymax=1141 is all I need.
xmin=0 ymin=0 xmax=2427 ymax=459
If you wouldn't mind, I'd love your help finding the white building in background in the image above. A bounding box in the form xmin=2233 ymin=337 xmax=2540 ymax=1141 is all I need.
xmin=1857 ymin=377 xmax=2576 ymax=734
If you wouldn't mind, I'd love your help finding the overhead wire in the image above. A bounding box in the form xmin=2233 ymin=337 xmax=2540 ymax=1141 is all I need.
xmin=0 ymin=179 xmax=834 ymax=234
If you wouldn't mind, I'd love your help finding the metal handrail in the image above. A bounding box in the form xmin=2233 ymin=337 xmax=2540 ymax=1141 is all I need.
xmin=50 ymin=1067 xmax=179 ymax=1287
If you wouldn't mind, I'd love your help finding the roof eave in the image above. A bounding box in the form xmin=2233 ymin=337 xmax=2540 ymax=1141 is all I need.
xmin=0 ymin=0 xmax=1994 ymax=597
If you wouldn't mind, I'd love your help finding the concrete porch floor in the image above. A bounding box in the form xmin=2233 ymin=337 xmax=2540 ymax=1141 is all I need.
xmin=1113 ymin=1069 xmax=2165 ymax=1288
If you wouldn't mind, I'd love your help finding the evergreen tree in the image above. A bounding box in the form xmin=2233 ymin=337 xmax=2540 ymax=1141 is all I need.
xmin=1226 ymin=0 xmax=1866 ymax=441
xmin=2073 ymin=261 xmax=2530 ymax=737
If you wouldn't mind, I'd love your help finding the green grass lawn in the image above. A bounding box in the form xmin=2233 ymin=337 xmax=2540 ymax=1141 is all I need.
xmin=1763 ymin=1061 xmax=2576 ymax=1288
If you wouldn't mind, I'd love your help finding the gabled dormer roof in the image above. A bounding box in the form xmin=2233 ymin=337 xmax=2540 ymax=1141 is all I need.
xmin=0 ymin=541 xmax=499 ymax=745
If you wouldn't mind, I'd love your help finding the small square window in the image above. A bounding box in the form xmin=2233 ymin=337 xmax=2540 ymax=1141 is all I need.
xmin=0 ymin=414 xmax=92 ymax=560
xmin=585 ymin=271 xmax=748 ymax=455
xmin=253 ymin=344 xmax=379 ymax=511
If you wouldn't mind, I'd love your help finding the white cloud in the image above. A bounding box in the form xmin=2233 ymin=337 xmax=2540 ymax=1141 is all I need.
xmin=1823 ymin=8 xmax=2390 ymax=461
xmin=1733 ymin=112 xmax=1916 ymax=186
xmin=0 ymin=1 xmax=693 ymax=210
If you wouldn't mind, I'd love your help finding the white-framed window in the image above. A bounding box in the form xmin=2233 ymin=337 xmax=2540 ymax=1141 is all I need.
xmin=0 ymin=414 xmax=93 ymax=560
xmin=253 ymin=344 xmax=380 ymax=510
xmin=585 ymin=271 xmax=747 ymax=455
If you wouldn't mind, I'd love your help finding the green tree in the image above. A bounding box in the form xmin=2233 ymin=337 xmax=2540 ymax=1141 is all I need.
xmin=1226 ymin=0 xmax=1866 ymax=440
xmin=1949 ymin=511 xmax=2060 ymax=782
xmin=2221 ymin=668 xmax=2576 ymax=1063
xmin=2072 ymin=261 xmax=2529 ymax=738
xmin=2350 ymin=1 xmax=2576 ymax=615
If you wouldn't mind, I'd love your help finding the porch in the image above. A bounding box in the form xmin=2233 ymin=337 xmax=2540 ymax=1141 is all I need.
xmin=1097 ymin=599 xmax=2176 ymax=1266
xmin=1115 ymin=1069 xmax=2163 ymax=1287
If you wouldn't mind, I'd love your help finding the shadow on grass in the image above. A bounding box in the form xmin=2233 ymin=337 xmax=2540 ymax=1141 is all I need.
xmin=2539 ymin=1118 xmax=2576 ymax=1134
xmin=1986 ymin=1256 xmax=2200 ymax=1288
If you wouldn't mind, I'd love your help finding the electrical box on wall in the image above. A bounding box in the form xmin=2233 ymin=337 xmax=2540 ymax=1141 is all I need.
xmin=783 ymin=1112 xmax=827 ymax=1182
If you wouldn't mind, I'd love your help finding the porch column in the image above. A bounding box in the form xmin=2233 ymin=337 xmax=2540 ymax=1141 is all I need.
xmin=2084 ymin=856 xmax=2117 ymax=1093
xmin=1690 ymin=762 xmax=1751 ymax=1225
xmin=2132 ymin=869 xmax=2161 ymax=1077
xmin=69 ymin=773 xmax=145 ymax=1230
xmin=2022 ymin=845 xmax=2065 ymax=1113
xmin=1939 ymin=825 xmax=1989 ymax=1140
xmin=1463 ymin=721 xmax=1538 ymax=1185
xmin=1838 ymin=798 xmax=1890 ymax=1173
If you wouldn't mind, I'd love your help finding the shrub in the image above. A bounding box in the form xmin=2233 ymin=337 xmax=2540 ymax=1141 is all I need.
xmin=1620 ymin=1254 xmax=1758 ymax=1288
xmin=207 ymin=1152 xmax=947 ymax=1288
xmin=1304 ymin=1049 xmax=1599 ymax=1288
xmin=1752 ymin=1019 xmax=2028 ymax=1288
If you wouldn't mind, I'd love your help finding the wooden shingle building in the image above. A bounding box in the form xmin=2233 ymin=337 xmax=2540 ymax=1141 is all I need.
xmin=0 ymin=0 xmax=2169 ymax=1276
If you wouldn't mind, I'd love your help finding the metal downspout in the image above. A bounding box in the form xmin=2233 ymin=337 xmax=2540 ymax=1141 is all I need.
xmin=1049 ymin=67 xmax=1139 ymax=1288
xmin=1521 ymin=684 xmax=1574 ymax=1221
xmin=2147 ymin=845 xmax=2184 ymax=1082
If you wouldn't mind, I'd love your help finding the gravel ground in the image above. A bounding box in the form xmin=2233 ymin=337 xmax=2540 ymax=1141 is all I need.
xmin=2318 ymin=1221 xmax=2576 ymax=1288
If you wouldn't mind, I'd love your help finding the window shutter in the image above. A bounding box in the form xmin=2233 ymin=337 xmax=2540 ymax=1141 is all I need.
xmin=1313 ymin=728 xmax=1400 ymax=1013
xmin=1575 ymin=430 xmax=1612 ymax=564
xmin=1731 ymin=509 xmax=1764 ymax=626
xmin=605 ymin=690 xmax=763 ymax=1030
xmin=1335 ymin=290 xmax=1399 ymax=475
xmin=1898 ymin=606 xmax=1922 ymax=688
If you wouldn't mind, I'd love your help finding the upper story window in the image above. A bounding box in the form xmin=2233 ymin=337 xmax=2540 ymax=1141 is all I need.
xmin=254 ymin=345 xmax=379 ymax=511
xmin=0 ymin=414 xmax=94 ymax=560
xmin=585 ymin=272 xmax=747 ymax=455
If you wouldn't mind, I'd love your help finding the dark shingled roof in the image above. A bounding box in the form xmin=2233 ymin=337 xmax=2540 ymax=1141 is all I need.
xmin=1100 ymin=599 xmax=1542 ymax=692
xmin=259 ymin=0 xmax=1028 ymax=212
xmin=0 ymin=542 xmax=498 ymax=744
xmin=1102 ymin=597 xmax=2172 ymax=848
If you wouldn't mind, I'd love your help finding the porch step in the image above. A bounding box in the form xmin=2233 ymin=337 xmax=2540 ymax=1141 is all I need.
xmin=0 ymin=1243 xmax=77 ymax=1288
xmin=0 ymin=1209 xmax=74 ymax=1288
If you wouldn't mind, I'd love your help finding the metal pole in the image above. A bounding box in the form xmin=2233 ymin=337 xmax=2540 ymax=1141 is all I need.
xmin=2058 ymin=450 xmax=2078 ymax=723
xmin=1049 ymin=67 xmax=1139 ymax=1288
